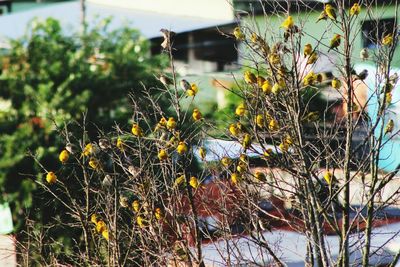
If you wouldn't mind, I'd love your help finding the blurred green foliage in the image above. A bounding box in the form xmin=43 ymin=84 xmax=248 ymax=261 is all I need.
xmin=0 ymin=17 xmax=166 ymax=231
xmin=211 ymin=87 xmax=242 ymax=132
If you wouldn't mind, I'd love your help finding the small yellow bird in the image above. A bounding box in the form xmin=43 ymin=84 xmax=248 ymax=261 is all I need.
xmin=158 ymin=149 xmax=168 ymax=161
xmin=233 ymin=26 xmax=245 ymax=41
xmin=96 ymin=220 xmax=107 ymax=233
xmin=132 ymin=200 xmax=140 ymax=212
xmin=237 ymin=122 xmax=244 ymax=131
xmin=174 ymin=174 xmax=186 ymax=187
xmin=264 ymin=148 xmax=273 ymax=158
xmin=384 ymin=119 xmax=394 ymax=135
xmin=167 ymin=135 xmax=178 ymax=148
xmin=59 ymin=149 xmax=69 ymax=164
xmin=199 ymin=147 xmax=206 ymax=161
xmin=269 ymin=53 xmax=281 ymax=65
xmin=229 ymin=123 xmax=239 ymax=136
xmin=231 ymin=172 xmax=241 ymax=185
xmin=254 ymin=171 xmax=267 ymax=182
xmin=307 ymin=52 xmax=318 ymax=65
xmin=102 ymin=230 xmax=109 ymax=241
xmin=323 ymin=171 xmax=333 ymax=184
xmin=91 ymin=214 xmax=98 ymax=224
xmin=189 ymin=176 xmax=199 ymax=189
xmin=331 ymin=77 xmax=341 ymax=89
xmin=221 ymin=157 xmax=232 ymax=167
xmin=350 ymin=3 xmax=361 ymax=16
xmin=166 ymin=117 xmax=177 ymax=130
xmin=82 ymin=143 xmax=93 ymax=157
xmin=325 ymin=4 xmax=337 ymax=22
xmin=46 ymin=171 xmax=57 ymax=184
xmin=89 ymin=158 xmax=102 ymax=170
xmin=255 ymin=114 xmax=265 ymax=128
xmin=192 ymin=108 xmax=202 ymax=121
xmin=272 ymin=81 xmax=282 ymax=95
xmin=235 ymin=103 xmax=247 ymax=116
xmin=174 ymin=245 xmax=189 ymax=261
xmin=187 ymin=83 xmax=199 ymax=96
xmin=303 ymin=71 xmax=318 ymax=86
xmin=116 ymin=138 xmax=124 ymax=151
xmin=236 ymin=161 xmax=247 ymax=174
xmin=154 ymin=207 xmax=163 ymax=220
xmin=329 ymin=34 xmax=341 ymax=51
xmin=386 ymin=93 xmax=392 ymax=105
xmin=242 ymin=133 xmax=252 ymax=150
xmin=251 ymin=32 xmax=260 ymax=44
xmin=239 ymin=153 xmax=248 ymax=163
xmin=136 ymin=216 xmax=145 ymax=228
xmin=382 ymin=33 xmax=394 ymax=46
xmin=304 ymin=43 xmax=313 ymax=57
xmin=176 ymin=142 xmax=188 ymax=155
xmin=155 ymin=117 xmax=167 ymax=131
xmin=281 ymin=15 xmax=294 ymax=29
xmin=316 ymin=10 xmax=328 ymax=23
xmin=269 ymin=119 xmax=279 ymax=131
xmin=159 ymin=117 xmax=167 ymax=126
xmin=244 ymin=71 xmax=257 ymax=84
xmin=262 ymin=80 xmax=272 ymax=94
xmin=282 ymin=136 xmax=293 ymax=148
xmin=131 ymin=123 xmax=144 ymax=137
xmin=303 ymin=111 xmax=320 ymax=122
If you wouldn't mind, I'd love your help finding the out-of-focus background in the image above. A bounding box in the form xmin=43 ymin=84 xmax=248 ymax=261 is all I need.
xmin=1 ymin=0 xmax=400 ymax=266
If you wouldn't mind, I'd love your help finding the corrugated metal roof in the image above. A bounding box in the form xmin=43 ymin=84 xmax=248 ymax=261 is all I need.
xmin=0 ymin=1 xmax=234 ymax=40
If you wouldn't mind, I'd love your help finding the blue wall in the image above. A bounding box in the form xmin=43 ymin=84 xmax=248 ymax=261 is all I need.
xmin=358 ymin=64 xmax=400 ymax=172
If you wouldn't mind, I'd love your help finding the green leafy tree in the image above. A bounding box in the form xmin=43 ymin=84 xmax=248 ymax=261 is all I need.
xmin=0 ymin=17 xmax=166 ymax=230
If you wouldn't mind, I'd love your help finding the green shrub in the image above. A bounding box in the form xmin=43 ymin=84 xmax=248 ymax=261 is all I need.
xmin=0 ymin=17 xmax=166 ymax=231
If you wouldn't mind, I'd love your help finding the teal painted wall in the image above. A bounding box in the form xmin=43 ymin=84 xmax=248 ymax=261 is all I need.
xmin=358 ymin=63 xmax=400 ymax=172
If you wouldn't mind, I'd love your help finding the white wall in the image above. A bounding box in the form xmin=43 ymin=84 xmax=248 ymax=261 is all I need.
xmin=87 ymin=0 xmax=234 ymax=20
xmin=0 ymin=235 xmax=16 ymax=267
